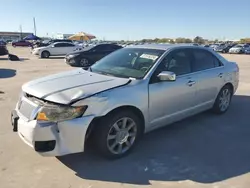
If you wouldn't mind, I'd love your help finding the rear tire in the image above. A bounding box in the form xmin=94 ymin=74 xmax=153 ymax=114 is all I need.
xmin=93 ymin=110 xmax=143 ymax=159
xmin=41 ymin=51 xmax=50 ymax=58
xmin=212 ymin=85 xmax=233 ymax=114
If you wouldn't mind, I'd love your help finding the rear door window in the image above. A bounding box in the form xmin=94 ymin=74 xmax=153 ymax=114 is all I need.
xmin=62 ymin=43 xmax=75 ymax=47
xmin=93 ymin=44 xmax=106 ymax=52
xmin=192 ymin=49 xmax=221 ymax=72
xmin=54 ymin=43 xmax=64 ymax=47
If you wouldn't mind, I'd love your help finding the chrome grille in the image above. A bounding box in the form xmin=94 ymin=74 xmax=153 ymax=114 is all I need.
xmin=18 ymin=98 xmax=37 ymax=119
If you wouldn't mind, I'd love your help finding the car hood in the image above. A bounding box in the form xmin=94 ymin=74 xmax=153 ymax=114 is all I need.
xmin=22 ymin=69 xmax=130 ymax=104
xmin=66 ymin=46 xmax=94 ymax=56
xmin=66 ymin=49 xmax=87 ymax=56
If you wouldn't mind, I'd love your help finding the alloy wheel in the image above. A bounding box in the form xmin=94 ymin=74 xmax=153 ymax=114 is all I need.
xmin=219 ymin=88 xmax=231 ymax=112
xmin=107 ymin=117 xmax=137 ymax=155
xmin=80 ymin=58 xmax=88 ymax=66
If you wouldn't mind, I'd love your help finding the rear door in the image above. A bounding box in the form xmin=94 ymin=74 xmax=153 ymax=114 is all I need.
xmin=50 ymin=43 xmax=64 ymax=55
xmin=52 ymin=43 xmax=72 ymax=55
xmin=190 ymin=49 xmax=225 ymax=107
xmin=18 ymin=40 xmax=25 ymax=46
xmin=63 ymin=43 xmax=77 ymax=54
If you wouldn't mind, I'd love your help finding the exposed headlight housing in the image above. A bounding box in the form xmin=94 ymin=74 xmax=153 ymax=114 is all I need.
xmin=67 ymin=54 xmax=79 ymax=59
xmin=36 ymin=105 xmax=88 ymax=122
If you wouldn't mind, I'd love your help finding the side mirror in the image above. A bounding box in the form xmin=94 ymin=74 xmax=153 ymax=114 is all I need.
xmin=157 ymin=71 xmax=176 ymax=81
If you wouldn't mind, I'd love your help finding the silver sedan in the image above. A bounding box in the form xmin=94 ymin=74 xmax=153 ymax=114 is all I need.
xmin=11 ymin=44 xmax=239 ymax=159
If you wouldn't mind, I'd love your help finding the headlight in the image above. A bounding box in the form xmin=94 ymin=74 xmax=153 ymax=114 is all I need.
xmin=68 ymin=54 xmax=78 ymax=59
xmin=36 ymin=105 xmax=88 ymax=122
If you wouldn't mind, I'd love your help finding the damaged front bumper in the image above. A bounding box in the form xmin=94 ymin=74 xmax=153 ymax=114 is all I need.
xmin=11 ymin=109 xmax=94 ymax=156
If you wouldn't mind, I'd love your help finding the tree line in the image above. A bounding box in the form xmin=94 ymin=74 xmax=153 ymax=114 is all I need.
xmin=126 ymin=36 xmax=250 ymax=44
xmin=139 ymin=36 xmax=203 ymax=44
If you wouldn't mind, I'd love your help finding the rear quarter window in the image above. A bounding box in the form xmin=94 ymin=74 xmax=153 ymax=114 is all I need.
xmin=192 ymin=49 xmax=222 ymax=72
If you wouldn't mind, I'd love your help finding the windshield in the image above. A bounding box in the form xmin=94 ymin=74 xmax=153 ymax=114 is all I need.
xmin=91 ymin=48 xmax=164 ymax=79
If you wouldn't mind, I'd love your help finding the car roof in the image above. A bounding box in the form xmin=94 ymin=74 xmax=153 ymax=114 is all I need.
xmin=52 ymin=39 xmax=71 ymax=41
xmin=125 ymin=44 xmax=207 ymax=51
xmin=53 ymin=42 xmax=74 ymax=45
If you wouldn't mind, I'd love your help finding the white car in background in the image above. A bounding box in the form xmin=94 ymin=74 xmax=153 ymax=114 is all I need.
xmin=32 ymin=42 xmax=82 ymax=58
xmin=229 ymin=44 xmax=249 ymax=54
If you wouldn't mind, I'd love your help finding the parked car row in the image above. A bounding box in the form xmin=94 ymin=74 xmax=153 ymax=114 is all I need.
xmin=228 ymin=44 xmax=250 ymax=54
xmin=204 ymin=43 xmax=250 ymax=54
xmin=31 ymin=40 xmax=122 ymax=61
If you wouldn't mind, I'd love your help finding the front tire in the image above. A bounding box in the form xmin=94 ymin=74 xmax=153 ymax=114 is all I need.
xmin=41 ymin=51 xmax=50 ymax=58
xmin=212 ymin=85 xmax=233 ymax=114
xmin=79 ymin=57 xmax=91 ymax=67
xmin=94 ymin=110 xmax=143 ymax=159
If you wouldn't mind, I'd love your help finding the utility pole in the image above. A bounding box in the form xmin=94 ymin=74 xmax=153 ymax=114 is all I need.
xmin=33 ymin=17 xmax=37 ymax=35
xmin=19 ymin=25 xmax=22 ymax=40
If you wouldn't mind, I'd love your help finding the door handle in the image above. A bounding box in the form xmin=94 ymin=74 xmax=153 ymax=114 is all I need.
xmin=187 ymin=80 xmax=196 ymax=86
xmin=218 ymin=73 xmax=223 ymax=78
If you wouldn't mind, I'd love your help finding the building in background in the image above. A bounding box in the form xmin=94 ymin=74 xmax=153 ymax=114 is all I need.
xmin=0 ymin=31 xmax=32 ymax=41
xmin=55 ymin=33 xmax=74 ymax=39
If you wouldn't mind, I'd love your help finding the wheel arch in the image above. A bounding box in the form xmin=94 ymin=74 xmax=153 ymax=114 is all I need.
xmin=43 ymin=50 xmax=50 ymax=54
xmin=41 ymin=50 xmax=50 ymax=56
xmin=85 ymin=105 xmax=145 ymax=143
xmin=223 ymin=82 xmax=234 ymax=93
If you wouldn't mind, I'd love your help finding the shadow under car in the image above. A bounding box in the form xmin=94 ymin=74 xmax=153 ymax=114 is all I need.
xmin=57 ymin=95 xmax=250 ymax=185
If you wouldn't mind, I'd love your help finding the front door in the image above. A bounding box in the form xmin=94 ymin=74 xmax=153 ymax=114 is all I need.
xmin=148 ymin=49 xmax=198 ymax=129
xmin=91 ymin=44 xmax=110 ymax=62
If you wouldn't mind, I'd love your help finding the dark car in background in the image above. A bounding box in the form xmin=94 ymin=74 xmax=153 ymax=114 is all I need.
xmin=244 ymin=46 xmax=250 ymax=54
xmin=0 ymin=45 xmax=8 ymax=56
xmin=0 ymin=40 xmax=7 ymax=46
xmin=12 ymin=40 xmax=32 ymax=47
xmin=215 ymin=44 xmax=235 ymax=53
xmin=65 ymin=43 xmax=122 ymax=67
